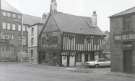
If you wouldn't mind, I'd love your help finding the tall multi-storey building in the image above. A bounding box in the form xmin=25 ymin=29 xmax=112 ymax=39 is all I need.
xmin=0 ymin=0 xmax=22 ymax=61
xmin=0 ymin=0 xmax=46 ymax=62
xmin=0 ymin=0 xmax=27 ymax=61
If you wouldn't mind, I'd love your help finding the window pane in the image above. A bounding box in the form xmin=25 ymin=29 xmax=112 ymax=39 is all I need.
xmin=2 ymin=12 xmax=6 ymax=16
xmin=22 ymin=26 xmax=25 ymax=31
xmin=12 ymin=24 xmax=16 ymax=30
xmin=13 ymin=14 xmax=16 ymax=18
xmin=18 ymin=25 xmax=21 ymax=31
xmin=7 ymin=13 xmax=11 ymax=17
xmin=2 ymin=22 xmax=6 ymax=29
xmin=7 ymin=23 xmax=11 ymax=30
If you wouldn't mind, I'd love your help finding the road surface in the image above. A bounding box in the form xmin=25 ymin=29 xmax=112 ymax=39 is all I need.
xmin=0 ymin=62 xmax=134 ymax=81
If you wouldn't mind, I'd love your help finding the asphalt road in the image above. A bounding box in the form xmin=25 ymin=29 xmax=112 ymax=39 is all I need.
xmin=0 ymin=62 xmax=134 ymax=81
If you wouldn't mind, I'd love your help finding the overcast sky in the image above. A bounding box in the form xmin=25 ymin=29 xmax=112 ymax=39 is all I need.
xmin=6 ymin=0 xmax=135 ymax=31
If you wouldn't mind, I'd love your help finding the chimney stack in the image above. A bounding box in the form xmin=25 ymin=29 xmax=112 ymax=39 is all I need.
xmin=92 ymin=11 xmax=97 ymax=26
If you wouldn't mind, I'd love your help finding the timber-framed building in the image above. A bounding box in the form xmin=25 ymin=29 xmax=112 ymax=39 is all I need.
xmin=38 ymin=0 xmax=105 ymax=66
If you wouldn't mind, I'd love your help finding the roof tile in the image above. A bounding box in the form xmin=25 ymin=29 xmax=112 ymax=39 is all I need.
xmin=51 ymin=12 xmax=104 ymax=35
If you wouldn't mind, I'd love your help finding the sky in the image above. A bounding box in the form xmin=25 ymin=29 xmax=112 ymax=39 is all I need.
xmin=5 ymin=0 xmax=135 ymax=31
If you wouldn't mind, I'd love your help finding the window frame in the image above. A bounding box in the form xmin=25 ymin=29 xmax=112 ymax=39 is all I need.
xmin=2 ymin=22 xmax=6 ymax=29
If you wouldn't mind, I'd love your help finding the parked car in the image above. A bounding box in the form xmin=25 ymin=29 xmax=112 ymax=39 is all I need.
xmin=85 ymin=59 xmax=111 ymax=68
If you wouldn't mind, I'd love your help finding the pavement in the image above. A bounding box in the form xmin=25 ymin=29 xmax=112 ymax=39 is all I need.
xmin=0 ymin=62 xmax=134 ymax=81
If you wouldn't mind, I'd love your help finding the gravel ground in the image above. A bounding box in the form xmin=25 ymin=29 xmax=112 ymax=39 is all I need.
xmin=0 ymin=62 xmax=134 ymax=81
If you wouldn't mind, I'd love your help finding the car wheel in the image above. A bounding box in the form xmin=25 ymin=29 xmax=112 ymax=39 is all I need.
xmin=95 ymin=64 xmax=99 ymax=68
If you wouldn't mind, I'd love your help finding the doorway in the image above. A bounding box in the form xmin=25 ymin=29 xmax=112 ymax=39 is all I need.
xmin=90 ymin=52 xmax=95 ymax=61
xmin=123 ymin=50 xmax=133 ymax=73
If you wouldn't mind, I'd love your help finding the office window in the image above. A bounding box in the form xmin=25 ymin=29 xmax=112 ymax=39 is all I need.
xmin=2 ymin=12 xmax=6 ymax=16
xmin=12 ymin=24 xmax=16 ymax=30
xmin=7 ymin=23 xmax=11 ymax=30
xmin=2 ymin=22 xmax=6 ymax=29
xmin=13 ymin=14 xmax=16 ymax=18
xmin=22 ymin=26 xmax=26 ymax=31
xmin=7 ymin=13 xmax=11 ymax=17
xmin=18 ymin=25 xmax=21 ymax=31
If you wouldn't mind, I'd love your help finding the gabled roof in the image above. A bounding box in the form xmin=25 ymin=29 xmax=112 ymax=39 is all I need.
xmin=111 ymin=6 xmax=135 ymax=17
xmin=46 ymin=12 xmax=104 ymax=35
xmin=1 ymin=0 xmax=21 ymax=13
xmin=23 ymin=14 xmax=42 ymax=25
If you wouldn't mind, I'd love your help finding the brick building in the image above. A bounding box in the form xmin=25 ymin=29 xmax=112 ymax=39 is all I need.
xmin=38 ymin=0 xmax=105 ymax=66
xmin=110 ymin=7 xmax=135 ymax=73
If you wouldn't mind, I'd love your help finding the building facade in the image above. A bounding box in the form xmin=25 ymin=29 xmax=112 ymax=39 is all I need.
xmin=27 ymin=23 xmax=43 ymax=64
xmin=23 ymin=14 xmax=43 ymax=64
xmin=0 ymin=0 xmax=23 ymax=61
xmin=38 ymin=0 xmax=105 ymax=67
xmin=110 ymin=7 xmax=135 ymax=73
